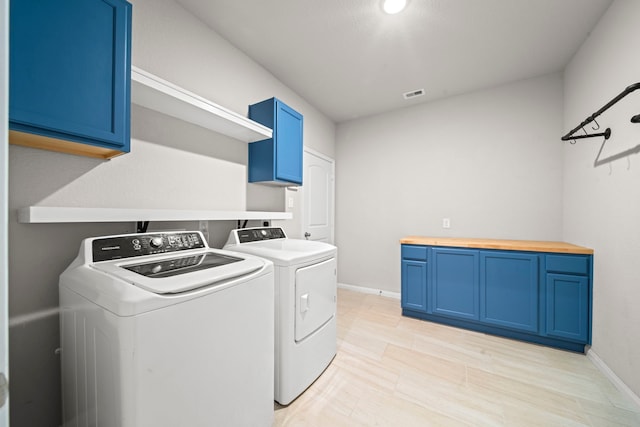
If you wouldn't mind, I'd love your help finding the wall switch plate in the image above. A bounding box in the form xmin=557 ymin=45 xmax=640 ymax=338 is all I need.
xmin=442 ymin=218 xmax=451 ymax=229
xmin=288 ymin=197 xmax=294 ymax=208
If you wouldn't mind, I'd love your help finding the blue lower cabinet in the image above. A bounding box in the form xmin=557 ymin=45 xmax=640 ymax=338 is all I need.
xmin=9 ymin=0 xmax=132 ymax=159
xmin=480 ymin=251 xmax=539 ymax=333
xmin=401 ymin=244 xmax=592 ymax=352
xmin=432 ymin=248 xmax=479 ymax=320
xmin=545 ymin=274 xmax=589 ymax=342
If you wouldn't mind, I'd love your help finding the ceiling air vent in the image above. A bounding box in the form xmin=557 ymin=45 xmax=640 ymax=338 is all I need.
xmin=403 ymin=88 xmax=425 ymax=100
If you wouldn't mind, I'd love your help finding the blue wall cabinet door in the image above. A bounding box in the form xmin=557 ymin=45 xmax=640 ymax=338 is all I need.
xmin=545 ymin=274 xmax=589 ymax=342
xmin=248 ymin=98 xmax=303 ymax=185
xmin=480 ymin=251 xmax=539 ymax=333
xmin=401 ymin=260 xmax=427 ymax=312
xmin=431 ymin=248 xmax=479 ymax=320
xmin=9 ymin=0 xmax=132 ymax=159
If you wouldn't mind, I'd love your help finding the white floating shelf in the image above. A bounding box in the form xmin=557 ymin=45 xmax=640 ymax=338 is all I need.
xmin=131 ymin=66 xmax=272 ymax=142
xmin=18 ymin=207 xmax=292 ymax=224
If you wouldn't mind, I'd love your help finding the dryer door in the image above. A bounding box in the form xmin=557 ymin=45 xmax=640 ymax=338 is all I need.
xmin=294 ymin=258 xmax=336 ymax=342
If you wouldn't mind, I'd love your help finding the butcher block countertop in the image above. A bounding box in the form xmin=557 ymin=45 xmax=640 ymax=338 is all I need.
xmin=400 ymin=237 xmax=594 ymax=255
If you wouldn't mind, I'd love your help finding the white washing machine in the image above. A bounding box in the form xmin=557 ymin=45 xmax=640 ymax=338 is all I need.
xmin=224 ymin=227 xmax=337 ymax=405
xmin=59 ymin=231 xmax=274 ymax=427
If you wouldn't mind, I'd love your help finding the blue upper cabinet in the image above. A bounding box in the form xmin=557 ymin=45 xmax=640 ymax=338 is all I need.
xmin=9 ymin=0 xmax=132 ymax=159
xmin=248 ymin=98 xmax=303 ymax=185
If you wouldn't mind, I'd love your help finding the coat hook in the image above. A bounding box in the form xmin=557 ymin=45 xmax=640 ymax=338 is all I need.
xmin=592 ymin=118 xmax=601 ymax=130
xmin=561 ymin=82 xmax=640 ymax=141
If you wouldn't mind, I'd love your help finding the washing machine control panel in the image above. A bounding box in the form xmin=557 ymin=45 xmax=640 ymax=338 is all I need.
xmin=92 ymin=232 xmax=206 ymax=262
xmin=236 ymin=227 xmax=286 ymax=243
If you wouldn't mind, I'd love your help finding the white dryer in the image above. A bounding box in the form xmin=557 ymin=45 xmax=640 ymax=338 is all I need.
xmin=224 ymin=227 xmax=337 ymax=405
xmin=59 ymin=231 xmax=274 ymax=427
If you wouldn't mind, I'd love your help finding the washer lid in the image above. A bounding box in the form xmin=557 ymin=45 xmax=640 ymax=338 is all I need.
xmin=225 ymin=239 xmax=336 ymax=266
xmin=92 ymin=250 xmax=265 ymax=294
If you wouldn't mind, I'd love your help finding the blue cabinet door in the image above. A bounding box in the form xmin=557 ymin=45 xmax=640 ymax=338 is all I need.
xmin=545 ymin=274 xmax=589 ymax=342
xmin=248 ymin=98 xmax=303 ymax=185
xmin=431 ymin=248 xmax=479 ymax=320
xmin=401 ymin=260 xmax=427 ymax=312
xmin=274 ymin=102 xmax=303 ymax=183
xmin=480 ymin=251 xmax=539 ymax=333
xmin=9 ymin=0 xmax=132 ymax=157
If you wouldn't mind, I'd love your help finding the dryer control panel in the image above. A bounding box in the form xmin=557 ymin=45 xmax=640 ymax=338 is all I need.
xmin=92 ymin=232 xmax=206 ymax=262
xmin=236 ymin=227 xmax=287 ymax=244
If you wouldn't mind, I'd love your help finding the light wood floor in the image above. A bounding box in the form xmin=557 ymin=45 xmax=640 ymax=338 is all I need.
xmin=274 ymin=288 xmax=640 ymax=426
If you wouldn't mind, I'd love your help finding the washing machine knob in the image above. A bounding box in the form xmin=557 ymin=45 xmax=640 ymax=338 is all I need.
xmin=149 ymin=236 xmax=163 ymax=248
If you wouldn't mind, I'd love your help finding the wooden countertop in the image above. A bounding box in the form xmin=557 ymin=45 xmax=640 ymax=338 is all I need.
xmin=400 ymin=237 xmax=593 ymax=255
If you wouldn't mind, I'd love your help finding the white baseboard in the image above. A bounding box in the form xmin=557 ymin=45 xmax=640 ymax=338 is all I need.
xmin=338 ymin=282 xmax=401 ymax=300
xmin=587 ymin=348 xmax=640 ymax=409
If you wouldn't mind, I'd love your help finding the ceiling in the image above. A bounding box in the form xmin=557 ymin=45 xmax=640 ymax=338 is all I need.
xmin=174 ymin=0 xmax=613 ymax=123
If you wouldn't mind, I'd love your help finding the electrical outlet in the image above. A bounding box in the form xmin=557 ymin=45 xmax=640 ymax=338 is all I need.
xmin=442 ymin=218 xmax=451 ymax=229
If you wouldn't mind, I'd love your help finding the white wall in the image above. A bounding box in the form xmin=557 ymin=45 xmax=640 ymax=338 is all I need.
xmin=335 ymin=74 xmax=565 ymax=292
xmin=131 ymin=0 xmax=335 ymax=160
xmin=7 ymin=0 xmax=335 ymax=425
xmin=563 ymin=0 xmax=640 ymax=400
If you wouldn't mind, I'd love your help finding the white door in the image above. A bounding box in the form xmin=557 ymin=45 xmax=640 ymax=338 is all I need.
xmin=302 ymin=149 xmax=334 ymax=243
xmin=0 ymin=0 xmax=9 ymax=424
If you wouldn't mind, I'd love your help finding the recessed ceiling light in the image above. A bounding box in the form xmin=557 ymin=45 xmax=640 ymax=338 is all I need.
xmin=383 ymin=0 xmax=407 ymax=14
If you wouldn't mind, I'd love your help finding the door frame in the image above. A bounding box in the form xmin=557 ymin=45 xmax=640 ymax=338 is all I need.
xmin=1 ymin=0 xmax=9 ymax=424
xmin=302 ymin=147 xmax=335 ymax=244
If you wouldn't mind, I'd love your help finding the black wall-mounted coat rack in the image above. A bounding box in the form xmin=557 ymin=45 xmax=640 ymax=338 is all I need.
xmin=561 ymin=82 xmax=640 ymax=143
